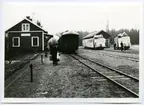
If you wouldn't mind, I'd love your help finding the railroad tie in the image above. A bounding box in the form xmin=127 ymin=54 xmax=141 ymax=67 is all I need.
xmin=108 ymin=76 xmax=130 ymax=80
xmin=91 ymin=77 xmax=107 ymax=81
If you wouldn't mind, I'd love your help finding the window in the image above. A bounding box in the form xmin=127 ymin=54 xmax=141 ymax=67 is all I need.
xmin=22 ymin=23 xmax=30 ymax=32
xmin=12 ymin=37 xmax=20 ymax=47
xmin=31 ymin=37 xmax=39 ymax=47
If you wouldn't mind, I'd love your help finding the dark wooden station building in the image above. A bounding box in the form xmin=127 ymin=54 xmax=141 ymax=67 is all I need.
xmin=5 ymin=16 xmax=52 ymax=53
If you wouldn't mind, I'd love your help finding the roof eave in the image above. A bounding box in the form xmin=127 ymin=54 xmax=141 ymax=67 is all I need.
xmin=5 ymin=18 xmax=48 ymax=33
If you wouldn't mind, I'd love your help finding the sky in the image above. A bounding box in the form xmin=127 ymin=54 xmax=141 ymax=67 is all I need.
xmin=2 ymin=2 xmax=141 ymax=35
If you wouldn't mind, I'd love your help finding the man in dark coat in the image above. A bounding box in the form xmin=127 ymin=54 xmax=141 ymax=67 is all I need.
xmin=48 ymin=37 xmax=58 ymax=65
xmin=51 ymin=44 xmax=58 ymax=65
xmin=120 ymin=41 xmax=123 ymax=51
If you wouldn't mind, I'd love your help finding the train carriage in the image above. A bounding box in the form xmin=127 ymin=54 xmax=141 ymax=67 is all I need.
xmin=58 ymin=31 xmax=79 ymax=53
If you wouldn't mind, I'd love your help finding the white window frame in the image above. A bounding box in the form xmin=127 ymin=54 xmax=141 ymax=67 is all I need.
xmin=31 ymin=36 xmax=39 ymax=47
xmin=12 ymin=37 xmax=20 ymax=47
xmin=22 ymin=23 xmax=30 ymax=32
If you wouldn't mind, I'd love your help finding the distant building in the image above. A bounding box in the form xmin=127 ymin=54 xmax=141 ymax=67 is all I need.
xmin=5 ymin=17 xmax=52 ymax=53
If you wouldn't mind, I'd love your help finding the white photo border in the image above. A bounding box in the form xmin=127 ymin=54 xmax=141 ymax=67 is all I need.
xmin=0 ymin=0 xmax=144 ymax=104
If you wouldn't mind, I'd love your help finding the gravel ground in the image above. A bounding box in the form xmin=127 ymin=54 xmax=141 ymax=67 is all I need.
xmin=104 ymin=47 xmax=139 ymax=54
xmin=130 ymin=45 xmax=139 ymax=51
xmin=5 ymin=53 xmax=135 ymax=98
xmin=100 ymin=50 xmax=138 ymax=59
xmin=79 ymin=45 xmax=139 ymax=54
xmin=78 ymin=48 xmax=139 ymax=78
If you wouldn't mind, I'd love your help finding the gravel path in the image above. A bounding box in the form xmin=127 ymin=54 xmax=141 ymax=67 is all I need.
xmin=5 ymin=53 xmax=135 ymax=98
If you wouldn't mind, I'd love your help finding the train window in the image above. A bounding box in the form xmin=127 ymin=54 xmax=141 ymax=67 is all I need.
xmin=22 ymin=23 xmax=30 ymax=32
xmin=31 ymin=37 xmax=39 ymax=47
xmin=12 ymin=37 xmax=20 ymax=47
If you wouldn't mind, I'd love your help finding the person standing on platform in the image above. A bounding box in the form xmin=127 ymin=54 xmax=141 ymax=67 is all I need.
xmin=51 ymin=44 xmax=58 ymax=65
xmin=120 ymin=41 xmax=123 ymax=51
xmin=48 ymin=36 xmax=58 ymax=65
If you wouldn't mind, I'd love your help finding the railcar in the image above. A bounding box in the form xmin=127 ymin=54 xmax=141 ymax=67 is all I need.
xmin=114 ymin=32 xmax=131 ymax=50
xmin=83 ymin=32 xmax=106 ymax=50
xmin=58 ymin=31 xmax=79 ymax=53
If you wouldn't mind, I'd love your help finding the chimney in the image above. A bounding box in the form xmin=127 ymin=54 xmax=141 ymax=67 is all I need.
xmin=37 ymin=20 xmax=42 ymax=27
xmin=26 ymin=16 xmax=32 ymax=21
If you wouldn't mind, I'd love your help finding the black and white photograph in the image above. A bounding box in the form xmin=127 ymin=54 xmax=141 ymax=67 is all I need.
xmin=1 ymin=0 xmax=143 ymax=104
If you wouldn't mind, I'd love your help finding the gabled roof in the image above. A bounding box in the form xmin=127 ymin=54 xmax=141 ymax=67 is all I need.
xmin=94 ymin=35 xmax=103 ymax=38
xmin=83 ymin=30 xmax=111 ymax=39
xmin=117 ymin=32 xmax=128 ymax=37
xmin=122 ymin=32 xmax=128 ymax=36
xmin=5 ymin=18 xmax=48 ymax=33
xmin=97 ymin=30 xmax=111 ymax=39
xmin=83 ymin=31 xmax=98 ymax=39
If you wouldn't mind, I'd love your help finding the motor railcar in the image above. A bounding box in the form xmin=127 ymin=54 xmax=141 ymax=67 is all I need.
xmin=83 ymin=32 xmax=106 ymax=50
xmin=114 ymin=32 xmax=131 ymax=50
xmin=58 ymin=31 xmax=79 ymax=53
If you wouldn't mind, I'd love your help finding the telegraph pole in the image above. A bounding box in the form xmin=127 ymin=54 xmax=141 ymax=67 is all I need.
xmin=106 ymin=17 xmax=109 ymax=33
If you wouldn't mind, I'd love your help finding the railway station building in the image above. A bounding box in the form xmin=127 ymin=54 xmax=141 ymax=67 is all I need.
xmin=5 ymin=16 xmax=52 ymax=53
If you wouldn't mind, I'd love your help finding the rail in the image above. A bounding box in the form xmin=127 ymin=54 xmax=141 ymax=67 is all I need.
xmin=70 ymin=54 xmax=139 ymax=97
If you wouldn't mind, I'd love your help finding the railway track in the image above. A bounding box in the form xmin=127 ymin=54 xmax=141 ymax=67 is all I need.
xmin=5 ymin=53 xmax=40 ymax=90
xmin=70 ymin=54 xmax=139 ymax=97
xmin=5 ymin=63 xmax=30 ymax=90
